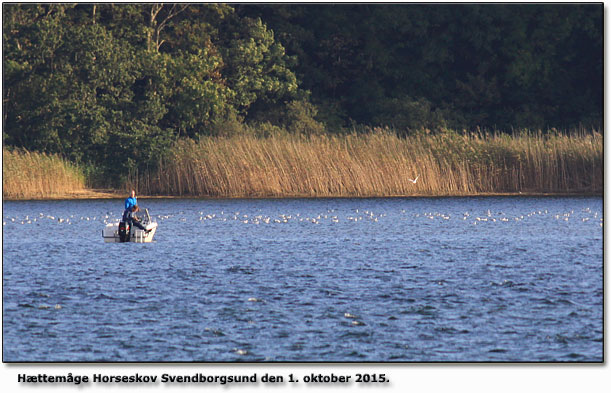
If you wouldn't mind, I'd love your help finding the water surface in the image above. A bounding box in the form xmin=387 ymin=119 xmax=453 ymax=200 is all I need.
xmin=2 ymin=197 xmax=603 ymax=361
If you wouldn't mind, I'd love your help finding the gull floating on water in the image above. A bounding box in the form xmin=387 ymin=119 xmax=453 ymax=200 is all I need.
xmin=408 ymin=175 xmax=420 ymax=184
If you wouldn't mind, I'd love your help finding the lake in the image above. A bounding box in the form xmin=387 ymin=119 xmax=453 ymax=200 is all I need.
xmin=2 ymin=197 xmax=603 ymax=362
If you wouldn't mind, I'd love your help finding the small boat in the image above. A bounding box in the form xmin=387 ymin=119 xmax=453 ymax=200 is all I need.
xmin=102 ymin=208 xmax=158 ymax=243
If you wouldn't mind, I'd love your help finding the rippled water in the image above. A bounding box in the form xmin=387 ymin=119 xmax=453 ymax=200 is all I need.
xmin=2 ymin=197 xmax=603 ymax=362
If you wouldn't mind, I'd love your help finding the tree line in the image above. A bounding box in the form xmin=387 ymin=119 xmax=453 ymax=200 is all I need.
xmin=2 ymin=3 xmax=602 ymax=185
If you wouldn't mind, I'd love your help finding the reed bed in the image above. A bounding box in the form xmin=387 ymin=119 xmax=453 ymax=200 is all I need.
xmin=139 ymin=129 xmax=602 ymax=197
xmin=3 ymin=148 xmax=86 ymax=199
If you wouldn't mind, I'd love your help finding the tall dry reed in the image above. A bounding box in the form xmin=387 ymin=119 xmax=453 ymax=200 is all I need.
xmin=3 ymin=148 xmax=86 ymax=199
xmin=137 ymin=129 xmax=603 ymax=197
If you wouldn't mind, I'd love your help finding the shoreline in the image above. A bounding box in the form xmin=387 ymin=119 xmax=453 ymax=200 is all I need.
xmin=2 ymin=189 xmax=602 ymax=201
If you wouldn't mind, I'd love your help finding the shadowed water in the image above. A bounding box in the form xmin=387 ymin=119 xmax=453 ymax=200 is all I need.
xmin=2 ymin=197 xmax=603 ymax=361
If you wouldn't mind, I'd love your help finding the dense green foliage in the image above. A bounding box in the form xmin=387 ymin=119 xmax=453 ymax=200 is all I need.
xmin=3 ymin=4 xmax=300 ymax=184
xmin=238 ymin=4 xmax=602 ymax=131
xmin=3 ymin=4 xmax=602 ymax=185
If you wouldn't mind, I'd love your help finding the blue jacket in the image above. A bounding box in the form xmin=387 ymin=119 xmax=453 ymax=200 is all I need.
xmin=125 ymin=196 xmax=137 ymax=211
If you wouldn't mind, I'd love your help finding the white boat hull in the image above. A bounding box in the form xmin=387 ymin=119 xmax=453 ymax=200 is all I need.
xmin=102 ymin=222 xmax=158 ymax=243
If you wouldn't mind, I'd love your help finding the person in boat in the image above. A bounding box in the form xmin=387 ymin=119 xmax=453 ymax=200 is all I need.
xmin=125 ymin=189 xmax=137 ymax=212
xmin=122 ymin=205 xmax=150 ymax=232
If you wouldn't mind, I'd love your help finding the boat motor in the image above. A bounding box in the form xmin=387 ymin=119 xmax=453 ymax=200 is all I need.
xmin=118 ymin=221 xmax=130 ymax=242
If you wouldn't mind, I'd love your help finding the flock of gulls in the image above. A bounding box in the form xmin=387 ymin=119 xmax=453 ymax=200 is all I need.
xmin=2 ymin=207 xmax=603 ymax=228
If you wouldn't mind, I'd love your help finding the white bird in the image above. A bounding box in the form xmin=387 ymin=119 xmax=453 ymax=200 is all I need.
xmin=408 ymin=175 xmax=420 ymax=184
